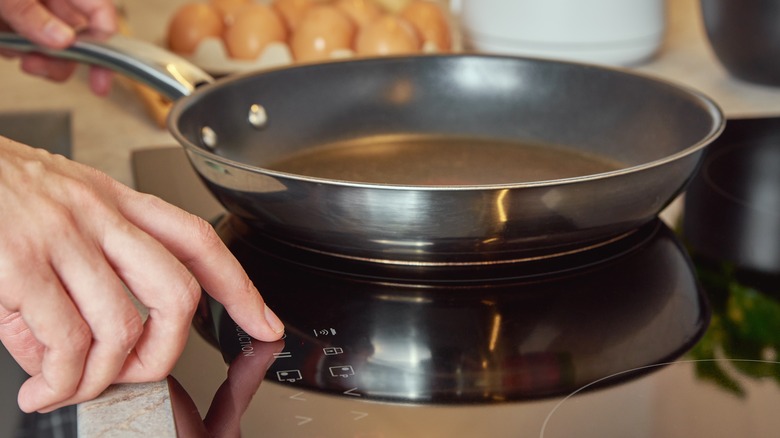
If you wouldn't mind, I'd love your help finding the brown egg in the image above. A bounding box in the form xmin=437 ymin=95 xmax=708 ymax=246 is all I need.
xmin=355 ymin=15 xmax=420 ymax=56
xmin=335 ymin=0 xmax=384 ymax=28
xmin=272 ymin=0 xmax=314 ymax=32
xmin=290 ymin=5 xmax=356 ymax=62
xmin=167 ymin=2 xmax=225 ymax=55
xmin=210 ymin=0 xmax=250 ymax=25
xmin=223 ymin=4 xmax=288 ymax=60
xmin=399 ymin=0 xmax=451 ymax=52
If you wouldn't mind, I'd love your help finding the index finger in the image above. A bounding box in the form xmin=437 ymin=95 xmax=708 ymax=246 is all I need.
xmin=115 ymin=191 xmax=285 ymax=341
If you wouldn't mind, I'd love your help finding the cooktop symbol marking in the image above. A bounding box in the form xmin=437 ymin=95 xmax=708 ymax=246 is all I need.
xmin=273 ymin=351 xmax=292 ymax=359
xmin=313 ymin=328 xmax=337 ymax=337
xmin=329 ymin=365 xmax=355 ymax=378
xmin=295 ymin=416 xmax=312 ymax=426
xmin=289 ymin=392 xmax=306 ymax=401
xmin=343 ymin=387 xmax=361 ymax=397
xmin=350 ymin=411 xmax=368 ymax=421
xmin=277 ymin=369 xmax=303 ymax=382
xmin=323 ymin=347 xmax=344 ymax=356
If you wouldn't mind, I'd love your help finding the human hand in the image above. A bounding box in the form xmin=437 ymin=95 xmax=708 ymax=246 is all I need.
xmin=0 ymin=136 xmax=285 ymax=413
xmin=0 ymin=0 xmax=117 ymax=95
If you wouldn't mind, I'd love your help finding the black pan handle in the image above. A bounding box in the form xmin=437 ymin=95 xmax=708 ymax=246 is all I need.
xmin=0 ymin=32 xmax=214 ymax=100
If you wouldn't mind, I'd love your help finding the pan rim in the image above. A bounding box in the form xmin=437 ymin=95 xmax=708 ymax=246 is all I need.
xmin=168 ymin=54 xmax=725 ymax=192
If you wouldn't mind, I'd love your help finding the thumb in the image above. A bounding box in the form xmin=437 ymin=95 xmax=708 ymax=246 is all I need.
xmin=0 ymin=0 xmax=75 ymax=48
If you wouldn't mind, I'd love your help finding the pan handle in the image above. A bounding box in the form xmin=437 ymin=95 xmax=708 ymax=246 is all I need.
xmin=0 ymin=32 xmax=214 ymax=101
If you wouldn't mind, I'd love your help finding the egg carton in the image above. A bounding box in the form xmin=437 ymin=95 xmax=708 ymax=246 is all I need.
xmin=183 ymin=36 xmax=456 ymax=76
xmin=170 ymin=0 xmax=462 ymax=76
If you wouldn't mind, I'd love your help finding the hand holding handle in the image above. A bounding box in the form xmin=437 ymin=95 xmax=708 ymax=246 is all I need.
xmin=0 ymin=32 xmax=214 ymax=100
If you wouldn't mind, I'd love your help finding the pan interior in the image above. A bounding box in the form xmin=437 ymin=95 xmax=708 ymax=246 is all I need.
xmin=265 ymin=134 xmax=626 ymax=186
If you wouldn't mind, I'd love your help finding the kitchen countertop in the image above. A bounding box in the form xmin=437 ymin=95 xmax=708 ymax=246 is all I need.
xmin=1 ymin=0 xmax=780 ymax=436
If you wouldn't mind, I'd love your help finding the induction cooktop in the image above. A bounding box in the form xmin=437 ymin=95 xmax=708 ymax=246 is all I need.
xmin=131 ymin=118 xmax=780 ymax=437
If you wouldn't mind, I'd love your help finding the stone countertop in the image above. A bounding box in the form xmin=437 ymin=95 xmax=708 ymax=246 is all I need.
xmin=1 ymin=0 xmax=780 ymax=436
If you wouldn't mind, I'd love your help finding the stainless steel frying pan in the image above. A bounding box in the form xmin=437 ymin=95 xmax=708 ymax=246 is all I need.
xmin=0 ymin=33 xmax=724 ymax=265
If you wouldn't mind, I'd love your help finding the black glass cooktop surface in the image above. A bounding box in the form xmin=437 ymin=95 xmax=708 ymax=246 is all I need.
xmin=202 ymin=215 xmax=708 ymax=404
xmin=175 ymin=213 xmax=711 ymax=438
xmin=130 ymin=118 xmax=780 ymax=437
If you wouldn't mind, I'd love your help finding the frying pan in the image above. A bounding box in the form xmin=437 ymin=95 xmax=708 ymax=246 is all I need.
xmin=0 ymin=33 xmax=724 ymax=265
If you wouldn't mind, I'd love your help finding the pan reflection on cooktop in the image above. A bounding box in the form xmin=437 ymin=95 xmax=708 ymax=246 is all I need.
xmin=193 ymin=216 xmax=709 ymax=404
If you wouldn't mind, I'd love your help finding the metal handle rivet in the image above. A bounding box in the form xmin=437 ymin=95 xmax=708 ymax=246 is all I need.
xmin=201 ymin=126 xmax=218 ymax=149
xmin=248 ymin=104 xmax=268 ymax=129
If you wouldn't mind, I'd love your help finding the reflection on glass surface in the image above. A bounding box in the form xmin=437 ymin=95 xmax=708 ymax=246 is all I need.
xmin=682 ymin=116 xmax=780 ymax=397
xmin=194 ymin=216 xmax=708 ymax=405
xmin=532 ymin=116 xmax=780 ymax=437
xmin=687 ymin=257 xmax=780 ymax=396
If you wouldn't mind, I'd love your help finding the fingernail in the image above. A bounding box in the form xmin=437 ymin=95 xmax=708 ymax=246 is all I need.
xmin=42 ymin=20 xmax=75 ymax=47
xmin=264 ymin=305 xmax=285 ymax=334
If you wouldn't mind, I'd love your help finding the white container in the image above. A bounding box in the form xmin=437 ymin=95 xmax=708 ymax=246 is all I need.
xmin=452 ymin=0 xmax=666 ymax=66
